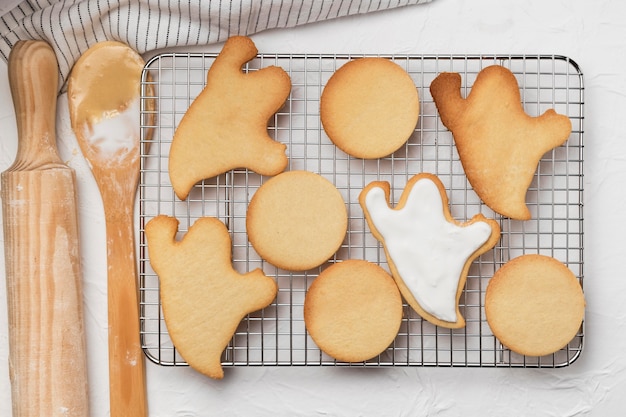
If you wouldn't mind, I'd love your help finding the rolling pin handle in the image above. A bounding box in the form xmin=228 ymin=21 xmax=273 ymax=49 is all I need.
xmin=7 ymin=40 xmax=63 ymax=170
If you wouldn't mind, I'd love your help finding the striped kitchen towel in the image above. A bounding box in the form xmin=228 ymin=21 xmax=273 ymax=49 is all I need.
xmin=0 ymin=0 xmax=431 ymax=90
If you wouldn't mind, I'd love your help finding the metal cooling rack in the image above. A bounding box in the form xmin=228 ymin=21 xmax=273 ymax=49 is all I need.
xmin=138 ymin=53 xmax=584 ymax=369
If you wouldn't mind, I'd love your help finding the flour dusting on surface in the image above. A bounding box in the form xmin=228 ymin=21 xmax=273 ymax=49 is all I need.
xmin=82 ymin=97 xmax=140 ymax=158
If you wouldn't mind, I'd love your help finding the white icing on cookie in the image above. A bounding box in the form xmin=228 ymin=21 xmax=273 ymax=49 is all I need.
xmin=364 ymin=177 xmax=493 ymax=323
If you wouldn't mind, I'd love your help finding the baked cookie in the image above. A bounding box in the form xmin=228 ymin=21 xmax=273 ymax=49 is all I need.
xmin=360 ymin=173 xmax=500 ymax=328
xmin=485 ymin=254 xmax=585 ymax=357
xmin=430 ymin=65 xmax=572 ymax=220
xmin=320 ymin=57 xmax=419 ymax=159
xmin=145 ymin=215 xmax=277 ymax=379
xmin=246 ymin=170 xmax=347 ymax=271
xmin=304 ymin=260 xmax=403 ymax=362
xmin=169 ymin=36 xmax=290 ymax=200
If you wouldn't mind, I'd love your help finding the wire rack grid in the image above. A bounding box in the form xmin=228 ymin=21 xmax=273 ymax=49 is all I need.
xmin=138 ymin=52 xmax=584 ymax=369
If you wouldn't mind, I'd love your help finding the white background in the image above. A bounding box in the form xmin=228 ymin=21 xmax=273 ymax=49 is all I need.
xmin=1 ymin=0 xmax=626 ymax=415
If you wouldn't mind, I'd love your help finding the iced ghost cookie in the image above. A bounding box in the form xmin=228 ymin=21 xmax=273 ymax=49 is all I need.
xmin=169 ymin=36 xmax=290 ymax=200
xmin=485 ymin=254 xmax=585 ymax=357
xmin=145 ymin=215 xmax=277 ymax=379
xmin=247 ymin=170 xmax=348 ymax=271
xmin=430 ymin=65 xmax=571 ymax=220
xmin=320 ymin=57 xmax=419 ymax=159
xmin=359 ymin=173 xmax=500 ymax=328
xmin=304 ymin=260 xmax=403 ymax=362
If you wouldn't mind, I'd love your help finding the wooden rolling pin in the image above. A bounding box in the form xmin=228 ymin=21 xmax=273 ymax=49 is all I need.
xmin=1 ymin=41 xmax=89 ymax=417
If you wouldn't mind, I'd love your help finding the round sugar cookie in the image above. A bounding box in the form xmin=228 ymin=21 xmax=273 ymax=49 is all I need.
xmin=304 ymin=260 xmax=403 ymax=362
xmin=246 ymin=170 xmax=347 ymax=271
xmin=320 ymin=57 xmax=419 ymax=159
xmin=485 ymin=254 xmax=585 ymax=357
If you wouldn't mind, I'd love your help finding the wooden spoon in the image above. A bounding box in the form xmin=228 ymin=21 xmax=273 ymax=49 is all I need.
xmin=67 ymin=41 xmax=152 ymax=417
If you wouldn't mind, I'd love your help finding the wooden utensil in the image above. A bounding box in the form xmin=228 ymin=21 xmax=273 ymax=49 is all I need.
xmin=67 ymin=41 xmax=151 ymax=417
xmin=1 ymin=40 xmax=89 ymax=417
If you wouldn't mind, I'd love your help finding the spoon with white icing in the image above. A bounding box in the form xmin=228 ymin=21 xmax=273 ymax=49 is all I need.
xmin=68 ymin=41 xmax=152 ymax=417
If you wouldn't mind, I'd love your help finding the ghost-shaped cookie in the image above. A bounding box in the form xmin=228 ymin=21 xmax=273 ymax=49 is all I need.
xmin=169 ymin=36 xmax=290 ymax=200
xmin=360 ymin=173 xmax=500 ymax=328
xmin=145 ymin=215 xmax=277 ymax=379
xmin=430 ymin=65 xmax=571 ymax=220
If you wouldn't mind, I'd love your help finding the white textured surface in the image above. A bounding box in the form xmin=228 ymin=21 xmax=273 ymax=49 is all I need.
xmin=1 ymin=0 xmax=626 ymax=415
